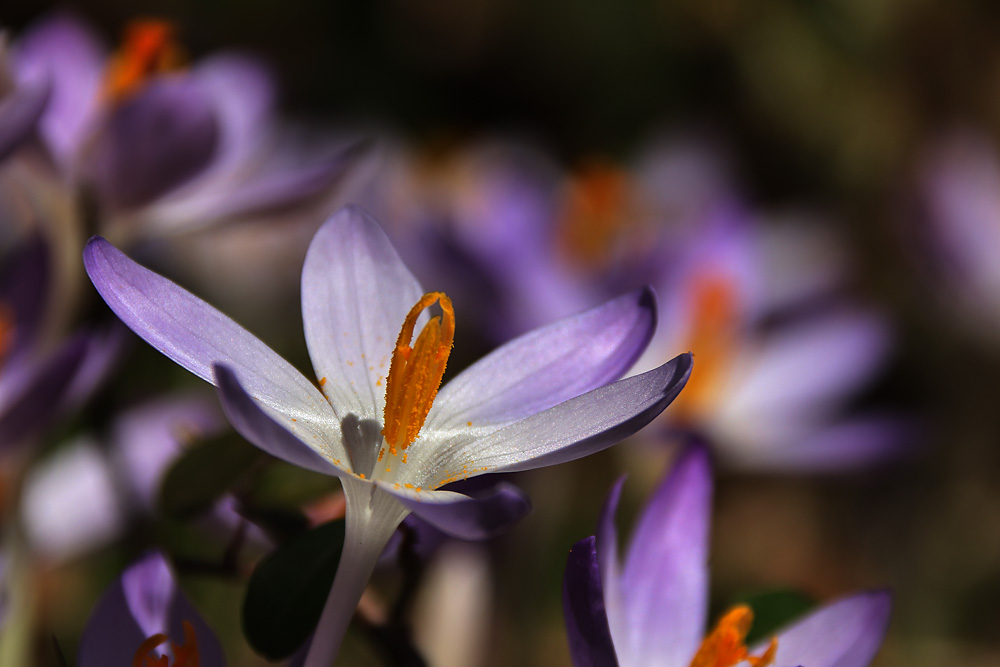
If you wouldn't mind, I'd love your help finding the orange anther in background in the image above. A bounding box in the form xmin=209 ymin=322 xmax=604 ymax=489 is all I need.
xmin=104 ymin=19 xmax=185 ymax=101
xmin=688 ymin=605 xmax=776 ymax=667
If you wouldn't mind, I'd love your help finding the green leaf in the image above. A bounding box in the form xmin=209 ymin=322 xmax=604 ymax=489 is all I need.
xmin=242 ymin=519 xmax=345 ymax=660
xmin=159 ymin=434 xmax=262 ymax=518
xmin=736 ymin=588 xmax=816 ymax=646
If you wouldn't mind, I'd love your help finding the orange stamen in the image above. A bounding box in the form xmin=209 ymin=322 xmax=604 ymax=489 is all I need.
xmin=131 ymin=620 xmax=200 ymax=667
xmin=381 ymin=292 xmax=455 ymax=458
xmin=557 ymin=160 xmax=630 ymax=270
xmin=671 ymin=270 xmax=738 ymax=421
xmin=104 ymin=20 xmax=185 ymax=101
xmin=688 ymin=605 xmax=777 ymax=667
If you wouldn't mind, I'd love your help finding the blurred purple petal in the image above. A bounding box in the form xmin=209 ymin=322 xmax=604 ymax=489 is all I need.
xmin=83 ymin=236 xmax=343 ymax=457
xmin=723 ymin=416 xmax=914 ymax=472
xmin=563 ymin=536 xmax=619 ymax=667
xmin=122 ymin=552 xmax=174 ymax=637
xmin=11 ymin=12 xmax=105 ymax=164
xmin=0 ymin=76 xmax=49 ymax=162
xmin=766 ymin=590 xmax=892 ymax=667
xmin=430 ymin=287 xmax=656 ymax=427
xmin=436 ymin=353 xmax=691 ymax=475
xmin=83 ymin=78 xmax=219 ymax=210
xmin=0 ymin=233 xmax=50 ymax=357
xmin=388 ymin=482 xmax=531 ymax=540
xmin=111 ymin=393 xmax=225 ymax=509
xmin=596 ymin=476 xmax=626 ymax=654
xmin=301 ymin=205 xmax=424 ymax=420
xmin=618 ymin=445 xmax=711 ymax=666
xmin=0 ymin=334 xmax=87 ymax=450
xmin=212 ymin=363 xmax=346 ymax=475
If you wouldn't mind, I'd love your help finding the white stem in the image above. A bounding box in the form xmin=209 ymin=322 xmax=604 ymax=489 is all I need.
xmin=303 ymin=480 xmax=408 ymax=667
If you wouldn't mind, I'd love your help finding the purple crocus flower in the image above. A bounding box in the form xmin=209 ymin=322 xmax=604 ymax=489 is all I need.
xmin=8 ymin=13 xmax=358 ymax=241
xmin=84 ymin=204 xmax=692 ymax=665
xmin=632 ymin=210 xmax=909 ymax=472
xmin=563 ymin=446 xmax=892 ymax=667
xmin=78 ymin=551 xmax=225 ymax=666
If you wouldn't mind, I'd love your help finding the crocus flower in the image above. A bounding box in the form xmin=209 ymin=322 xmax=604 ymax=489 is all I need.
xmin=8 ymin=12 xmax=358 ymax=242
xmin=563 ymin=445 xmax=892 ymax=667
xmin=78 ymin=551 xmax=225 ymax=666
xmin=84 ymin=204 xmax=692 ymax=665
xmin=633 ymin=209 xmax=908 ymax=471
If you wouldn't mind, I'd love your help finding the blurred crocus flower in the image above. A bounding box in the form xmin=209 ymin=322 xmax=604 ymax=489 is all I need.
xmin=634 ymin=210 xmax=908 ymax=471
xmin=917 ymin=131 xmax=1000 ymax=338
xmin=7 ymin=13 xmax=359 ymax=243
xmin=563 ymin=446 xmax=892 ymax=667
xmin=0 ymin=235 xmax=118 ymax=451
xmin=85 ymin=204 xmax=692 ymax=665
xmin=78 ymin=551 xmax=225 ymax=666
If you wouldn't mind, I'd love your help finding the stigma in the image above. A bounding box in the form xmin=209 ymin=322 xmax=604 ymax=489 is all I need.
xmin=131 ymin=619 xmax=200 ymax=667
xmin=381 ymin=292 xmax=455 ymax=459
xmin=104 ymin=19 xmax=185 ymax=102
xmin=688 ymin=605 xmax=777 ymax=667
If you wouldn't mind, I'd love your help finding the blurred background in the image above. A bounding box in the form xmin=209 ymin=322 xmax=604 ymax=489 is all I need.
xmin=2 ymin=1 xmax=1000 ymax=666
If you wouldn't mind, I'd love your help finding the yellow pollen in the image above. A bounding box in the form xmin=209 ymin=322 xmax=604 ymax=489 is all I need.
xmin=381 ymin=292 xmax=455 ymax=458
xmin=131 ymin=619 xmax=200 ymax=667
xmin=104 ymin=20 xmax=185 ymax=102
xmin=688 ymin=605 xmax=777 ymax=667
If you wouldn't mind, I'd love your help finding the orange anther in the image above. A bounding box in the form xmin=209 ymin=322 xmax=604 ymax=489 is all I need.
xmin=689 ymin=605 xmax=776 ymax=667
xmin=104 ymin=20 xmax=185 ymax=101
xmin=0 ymin=303 xmax=14 ymax=368
xmin=381 ymin=293 xmax=455 ymax=458
xmin=131 ymin=620 xmax=200 ymax=667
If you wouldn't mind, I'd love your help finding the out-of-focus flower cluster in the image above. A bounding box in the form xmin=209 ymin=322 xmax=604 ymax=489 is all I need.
xmin=0 ymin=7 xmax=995 ymax=667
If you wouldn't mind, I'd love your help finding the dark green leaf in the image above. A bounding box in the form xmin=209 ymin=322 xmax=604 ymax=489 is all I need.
xmin=242 ymin=519 xmax=345 ymax=660
xmin=736 ymin=588 xmax=816 ymax=645
xmin=159 ymin=434 xmax=262 ymax=518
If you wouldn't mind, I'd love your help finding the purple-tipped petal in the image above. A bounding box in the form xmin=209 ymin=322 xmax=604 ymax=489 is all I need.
xmin=425 ymin=353 xmax=691 ymax=477
xmin=618 ymin=446 xmax=711 ymax=666
xmin=83 ymin=78 xmax=219 ymax=210
xmin=429 ymin=288 xmax=656 ymax=428
xmin=562 ymin=536 xmax=619 ymax=667
xmin=12 ymin=12 xmax=106 ymax=164
xmin=0 ymin=334 xmax=87 ymax=450
xmin=301 ymin=205 xmax=424 ymax=420
xmin=83 ymin=236 xmax=342 ymax=458
xmin=213 ymin=364 xmax=345 ymax=476
xmin=386 ymin=482 xmax=531 ymax=540
xmin=766 ymin=590 xmax=892 ymax=667
xmin=0 ymin=77 xmax=50 ymax=162
xmin=79 ymin=552 xmax=226 ymax=667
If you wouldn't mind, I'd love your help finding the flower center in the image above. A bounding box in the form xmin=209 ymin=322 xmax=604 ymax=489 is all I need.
xmin=380 ymin=292 xmax=455 ymax=460
xmin=556 ymin=160 xmax=631 ymax=271
xmin=670 ymin=270 xmax=738 ymax=422
xmin=103 ymin=19 xmax=186 ymax=102
xmin=688 ymin=605 xmax=777 ymax=667
xmin=131 ymin=619 xmax=200 ymax=667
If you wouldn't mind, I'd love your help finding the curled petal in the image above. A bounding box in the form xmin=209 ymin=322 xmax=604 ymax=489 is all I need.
xmin=385 ymin=482 xmax=531 ymax=540
xmin=430 ymin=287 xmax=657 ymax=428
xmin=562 ymin=536 xmax=619 ymax=667
xmin=420 ymin=353 xmax=692 ymax=478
